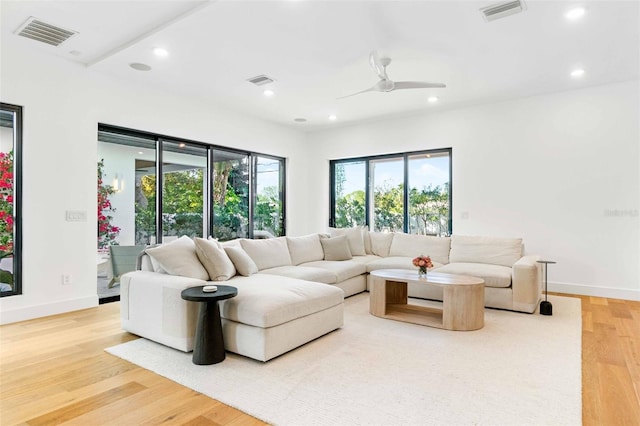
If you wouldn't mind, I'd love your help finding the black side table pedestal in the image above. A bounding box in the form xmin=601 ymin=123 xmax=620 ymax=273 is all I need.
xmin=537 ymin=260 xmax=556 ymax=316
xmin=181 ymin=285 xmax=238 ymax=365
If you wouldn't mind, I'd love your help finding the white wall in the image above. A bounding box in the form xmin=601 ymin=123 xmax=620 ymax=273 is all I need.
xmin=0 ymin=42 xmax=311 ymax=324
xmin=307 ymin=81 xmax=640 ymax=300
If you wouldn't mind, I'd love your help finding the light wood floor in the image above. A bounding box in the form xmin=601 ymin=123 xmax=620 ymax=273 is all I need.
xmin=1 ymin=294 xmax=639 ymax=425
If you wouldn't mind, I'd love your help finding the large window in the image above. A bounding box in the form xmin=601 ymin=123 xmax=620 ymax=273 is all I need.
xmin=0 ymin=103 xmax=22 ymax=297
xmin=330 ymin=149 xmax=451 ymax=235
xmin=98 ymin=125 xmax=286 ymax=245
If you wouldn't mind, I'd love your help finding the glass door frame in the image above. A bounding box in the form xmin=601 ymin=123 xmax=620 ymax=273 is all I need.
xmin=0 ymin=102 xmax=23 ymax=297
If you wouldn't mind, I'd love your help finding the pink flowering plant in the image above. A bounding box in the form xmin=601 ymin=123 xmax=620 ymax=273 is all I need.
xmin=98 ymin=159 xmax=121 ymax=249
xmin=0 ymin=151 xmax=14 ymax=254
xmin=0 ymin=151 xmax=14 ymax=285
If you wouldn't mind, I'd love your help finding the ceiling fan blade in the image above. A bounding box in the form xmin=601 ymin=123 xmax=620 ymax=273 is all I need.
xmin=392 ymin=81 xmax=447 ymax=90
xmin=337 ymin=85 xmax=378 ymax=100
xmin=369 ymin=50 xmax=388 ymax=80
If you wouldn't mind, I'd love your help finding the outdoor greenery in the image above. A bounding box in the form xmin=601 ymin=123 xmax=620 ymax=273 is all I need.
xmin=134 ymin=161 xmax=282 ymax=243
xmin=335 ymin=179 xmax=450 ymax=235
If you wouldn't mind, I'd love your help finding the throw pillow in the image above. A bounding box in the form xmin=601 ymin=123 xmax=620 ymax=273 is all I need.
xmin=320 ymin=235 xmax=353 ymax=261
xmin=224 ymin=246 xmax=259 ymax=276
xmin=194 ymin=237 xmax=236 ymax=281
xmin=145 ymin=236 xmax=209 ymax=280
xmin=329 ymin=227 xmax=366 ymax=256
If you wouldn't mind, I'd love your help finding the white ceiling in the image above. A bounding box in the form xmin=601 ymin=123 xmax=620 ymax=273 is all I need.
xmin=2 ymin=0 xmax=639 ymax=131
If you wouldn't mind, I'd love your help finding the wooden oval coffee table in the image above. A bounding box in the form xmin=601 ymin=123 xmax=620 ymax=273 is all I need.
xmin=369 ymin=269 xmax=485 ymax=331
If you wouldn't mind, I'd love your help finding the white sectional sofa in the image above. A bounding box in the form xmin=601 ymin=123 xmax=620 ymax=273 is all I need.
xmin=120 ymin=229 xmax=541 ymax=362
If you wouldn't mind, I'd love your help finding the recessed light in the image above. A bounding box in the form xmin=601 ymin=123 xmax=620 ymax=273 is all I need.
xmin=427 ymin=96 xmax=439 ymax=103
xmin=294 ymin=118 xmax=307 ymax=122
xmin=570 ymin=68 xmax=585 ymax=78
xmin=263 ymin=89 xmax=275 ymax=97
xmin=153 ymin=47 xmax=169 ymax=57
xmin=565 ymin=7 xmax=586 ymax=20
xmin=138 ymin=151 xmax=144 ymax=155
xmin=178 ymin=143 xmax=186 ymax=148
xmin=130 ymin=62 xmax=151 ymax=71
xmin=328 ymin=114 xmax=337 ymax=121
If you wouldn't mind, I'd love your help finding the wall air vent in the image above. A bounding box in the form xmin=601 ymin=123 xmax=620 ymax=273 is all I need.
xmin=14 ymin=17 xmax=76 ymax=47
xmin=480 ymin=0 xmax=526 ymax=22
xmin=247 ymin=75 xmax=275 ymax=86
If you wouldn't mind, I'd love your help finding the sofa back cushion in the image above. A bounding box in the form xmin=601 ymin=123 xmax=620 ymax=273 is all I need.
xmin=388 ymin=233 xmax=451 ymax=265
xmin=329 ymin=227 xmax=366 ymax=256
xmin=369 ymin=232 xmax=394 ymax=257
xmin=240 ymin=237 xmax=292 ymax=271
xmin=144 ymin=236 xmax=210 ymax=280
xmin=449 ymin=235 xmax=523 ymax=267
xmin=286 ymin=234 xmax=325 ymax=265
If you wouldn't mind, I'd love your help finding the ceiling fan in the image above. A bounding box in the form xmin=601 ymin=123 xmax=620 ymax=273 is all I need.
xmin=339 ymin=51 xmax=446 ymax=99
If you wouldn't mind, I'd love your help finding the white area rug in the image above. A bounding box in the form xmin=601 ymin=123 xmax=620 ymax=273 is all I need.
xmin=107 ymin=294 xmax=582 ymax=425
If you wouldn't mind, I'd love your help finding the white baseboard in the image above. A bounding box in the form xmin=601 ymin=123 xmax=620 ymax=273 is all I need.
xmin=0 ymin=296 xmax=98 ymax=325
xmin=548 ymin=281 xmax=640 ymax=301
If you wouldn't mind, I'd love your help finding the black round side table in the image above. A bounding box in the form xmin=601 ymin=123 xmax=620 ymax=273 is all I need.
xmin=181 ymin=285 xmax=237 ymax=365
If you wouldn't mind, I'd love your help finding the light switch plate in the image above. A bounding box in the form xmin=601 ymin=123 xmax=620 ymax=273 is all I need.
xmin=66 ymin=210 xmax=87 ymax=222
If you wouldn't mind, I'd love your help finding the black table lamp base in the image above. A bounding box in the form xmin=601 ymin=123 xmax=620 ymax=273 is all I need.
xmin=540 ymin=300 xmax=553 ymax=316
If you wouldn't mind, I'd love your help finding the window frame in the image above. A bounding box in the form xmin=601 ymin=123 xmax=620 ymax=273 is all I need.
xmin=0 ymin=102 xmax=23 ymax=298
xmin=98 ymin=123 xmax=286 ymax=242
xmin=329 ymin=148 xmax=452 ymax=235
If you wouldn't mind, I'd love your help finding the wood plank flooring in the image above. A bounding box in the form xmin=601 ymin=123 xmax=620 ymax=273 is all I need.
xmin=1 ymin=294 xmax=639 ymax=425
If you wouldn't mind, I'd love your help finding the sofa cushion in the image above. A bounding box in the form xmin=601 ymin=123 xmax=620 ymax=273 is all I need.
xmin=329 ymin=227 xmax=366 ymax=256
xmin=362 ymin=227 xmax=372 ymax=254
xmin=320 ymin=235 xmax=352 ymax=261
xmin=286 ymin=234 xmax=324 ymax=265
xmin=301 ymin=260 xmax=366 ymax=282
xmin=259 ymin=266 xmax=337 ymax=284
xmin=435 ymin=262 xmax=512 ymax=288
xmin=240 ymin=237 xmax=292 ymax=270
xmin=389 ymin=233 xmax=451 ymax=264
xmin=219 ymin=275 xmax=344 ymax=328
xmin=365 ymin=256 xmax=444 ymax=273
xmin=194 ymin=237 xmax=236 ymax=281
xmin=369 ymin=232 xmax=394 ymax=257
xmin=144 ymin=236 xmax=209 ymax=280
xmin=449 ymin=235 xmax=522 ymax=267
xmin=224 ymin=246 xmax=258 ymax=276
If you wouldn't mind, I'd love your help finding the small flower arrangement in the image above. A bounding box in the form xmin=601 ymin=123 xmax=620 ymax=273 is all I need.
xmin=412 ymin=255 xmax=433 ymax=277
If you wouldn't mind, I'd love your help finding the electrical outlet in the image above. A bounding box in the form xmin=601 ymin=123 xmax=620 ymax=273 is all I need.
xmin=62 ymin=274 xmax=72 ymax=285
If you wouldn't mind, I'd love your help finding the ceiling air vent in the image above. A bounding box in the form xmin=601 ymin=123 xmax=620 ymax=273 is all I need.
xmin=14 ymin=17 xmax=76 ymax=47
xmin=480 ymin=0 xmax=526 ymax=22
xmin=246 ymin=75 xmax=275 ymax=86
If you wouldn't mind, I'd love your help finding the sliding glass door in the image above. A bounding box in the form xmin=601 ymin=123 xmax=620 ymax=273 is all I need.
xmin=161 ymin=141 xmax=208 ymax=241
xmin=98 ymin=124 xmax=286 ymax=244
xmin=253 ymin=155 xmax=285 ymax=238
xmin=211 ymin=149 xmax=249 ymax=241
